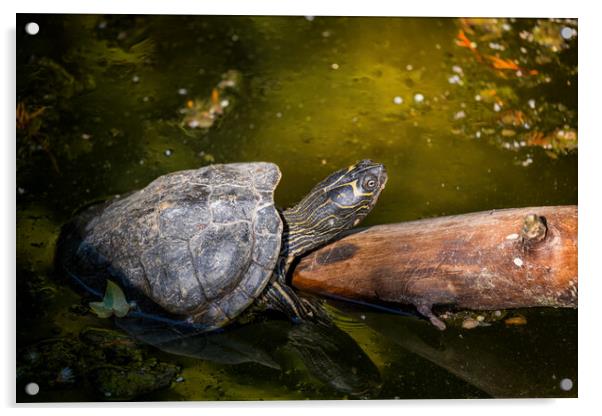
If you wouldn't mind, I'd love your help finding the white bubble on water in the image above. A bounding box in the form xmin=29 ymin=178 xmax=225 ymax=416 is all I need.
xmin=453 ymin=110 xmax=466 ymax=120
xmin=448 ymin=75 xmax=462 ymax=85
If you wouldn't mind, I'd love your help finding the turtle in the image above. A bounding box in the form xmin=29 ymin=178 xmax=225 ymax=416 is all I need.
xmin=56 ymin=160 xmax=387 ymax=332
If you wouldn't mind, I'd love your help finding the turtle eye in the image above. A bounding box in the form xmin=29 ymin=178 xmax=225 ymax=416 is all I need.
xmin=363 ymin=176 xmax=377 ymax=191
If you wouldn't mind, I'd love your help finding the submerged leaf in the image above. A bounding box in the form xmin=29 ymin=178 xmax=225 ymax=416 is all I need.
xmin=89 ymin=301 xmax=114 ymax=318
xmin=89 ymin=280 xmax=131 ymax=318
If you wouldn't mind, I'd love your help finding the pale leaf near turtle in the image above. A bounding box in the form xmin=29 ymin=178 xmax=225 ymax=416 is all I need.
xmin=89 ymin=280 xmax=131 ymax=318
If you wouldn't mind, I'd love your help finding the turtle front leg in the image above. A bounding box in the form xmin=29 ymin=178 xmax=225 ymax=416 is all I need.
xmin=258 ymin=280 xmax=328 ymax=324
xmin=416 ymin=303 xmax=446 ymax=330
xmin=274 ymin=256 xmax=294 ymax=285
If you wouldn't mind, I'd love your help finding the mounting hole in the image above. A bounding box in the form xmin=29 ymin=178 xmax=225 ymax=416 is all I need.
xmin=24 ymin=382 xmax=40 ymax=395
xmin=560 ymin=378 xmax=573 ymax=391
xmin=25 ymin=22 xmax=40 ymax=36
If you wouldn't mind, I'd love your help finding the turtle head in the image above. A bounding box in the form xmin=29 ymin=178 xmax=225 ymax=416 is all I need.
xmin=283 ymin=160 xmax=387 ymax=257
xmin=317 ymin=160 xmax=387 ymax=229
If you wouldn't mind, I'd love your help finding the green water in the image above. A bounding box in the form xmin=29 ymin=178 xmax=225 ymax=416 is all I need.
xmin=16 ymin=15 xmax=577 ymax=401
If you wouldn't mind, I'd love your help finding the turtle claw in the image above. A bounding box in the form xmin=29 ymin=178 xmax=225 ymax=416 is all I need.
xmin=429 ymin=316 xmax=447 ymax=331
xmin=416 ymin=304 xmax=446 ymax=330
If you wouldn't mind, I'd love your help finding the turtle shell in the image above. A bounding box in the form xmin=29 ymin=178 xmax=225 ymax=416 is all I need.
xmin=70 ymin=163 xmax=283 ymax=331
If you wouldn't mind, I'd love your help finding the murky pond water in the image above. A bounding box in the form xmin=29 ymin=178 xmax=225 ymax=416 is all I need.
xmin=16 ymin=15 xmax=577 ymax=401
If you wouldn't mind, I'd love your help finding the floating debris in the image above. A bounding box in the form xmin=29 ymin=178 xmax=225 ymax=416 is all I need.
xmin=164 ymin=149 xmax=172 ymax=157
xmin=181 ymin=70 xmax=241 ymax=130
xmin=453 ymin=110 xmax=466 ymax=120
xmin=456 ymin=30 xmax=478 ymax=51
xmin=462 ymin=318 xmax=480 ymax=329
xmin=528 ymin=99 xmax=536 ymax=109
xmin=131 ymin=75 xmax=140 ymax=83
xmin=533 ymin=20 xmax=572 ymax=52
xmin=16 ymin=102 xmax=46 ymax=131
xmin=448 ymin=74 xmax=462 ymax=85
xmin=500 ymin=110 xmax=528 ymax=127
xmin=331 ymin=63 xmax=340 ymax=70
xmin=177 ymin=88 xmax=188 ymax=95
xmin=488 ymin=42 xmax=505 ymax=51
xmin=505 ymin=315 xmax=527 ymax=325
xmin=414 ymin=93 xmax=424 ymax=103
xmin=513 ymin=257 xmax=524 ymax=267
xmin=524 ymin=128 xmax=577 ymax=155
xmin=520 ymin=157 xmax=533 ymax=167
xmin=393 ymin=96 xmax=403 ymax=105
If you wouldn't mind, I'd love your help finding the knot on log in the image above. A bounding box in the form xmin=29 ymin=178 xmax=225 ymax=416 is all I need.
xmin=520 ymin=213 xmax=548 ymax=250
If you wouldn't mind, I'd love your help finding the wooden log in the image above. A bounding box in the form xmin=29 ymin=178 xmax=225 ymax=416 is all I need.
xmin=291 ymin=206 xmax=578 ymax=329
